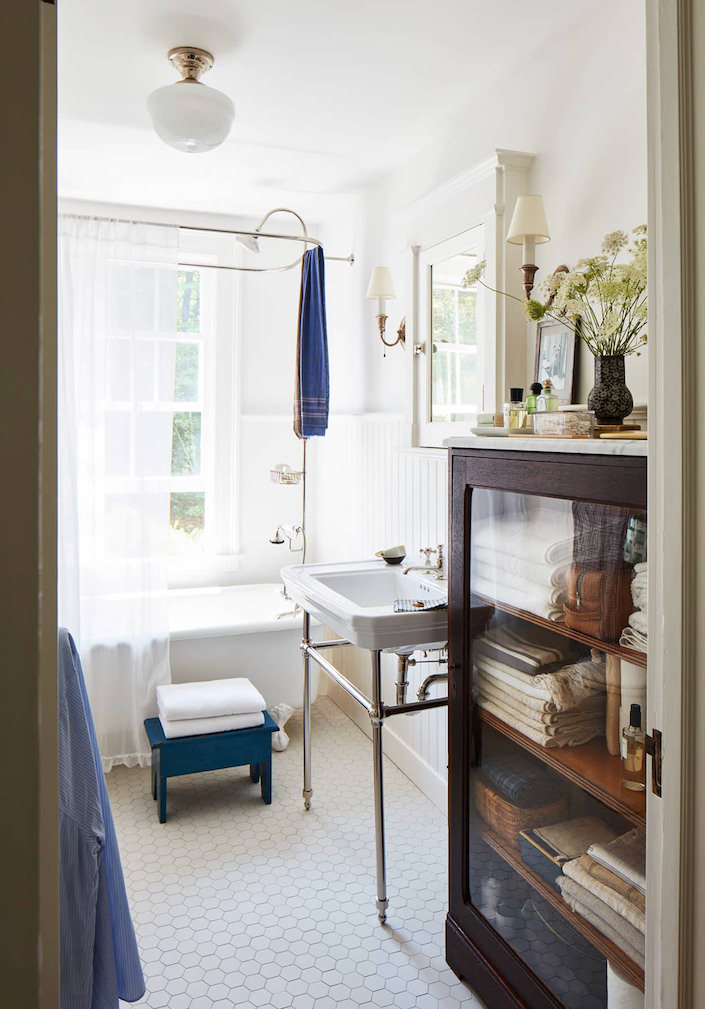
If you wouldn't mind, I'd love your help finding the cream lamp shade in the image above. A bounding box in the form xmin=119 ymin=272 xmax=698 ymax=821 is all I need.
xmin=366 ymin=267 xmax=396 ymax=315
xmin=506 ymin=195 xmax=551 ymax=266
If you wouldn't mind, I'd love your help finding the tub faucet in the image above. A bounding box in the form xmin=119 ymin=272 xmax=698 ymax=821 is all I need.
xmin=402 ymin=545 xmax=445 ymax=580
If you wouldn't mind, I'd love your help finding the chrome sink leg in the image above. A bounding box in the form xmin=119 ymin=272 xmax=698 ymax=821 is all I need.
xmin=371 ymin=649 xmax=389 ymax=924
xmin=302 ymin=610 xmax=312 ymax=811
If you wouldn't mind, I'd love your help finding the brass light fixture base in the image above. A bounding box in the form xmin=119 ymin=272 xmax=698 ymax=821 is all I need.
xmin=167 ymin=46 xmax=215 ymax=82
xmin=520 ymin=263 xmax=539 ymax=300
xmin=377 ymin=314 xmax=406 ymax=350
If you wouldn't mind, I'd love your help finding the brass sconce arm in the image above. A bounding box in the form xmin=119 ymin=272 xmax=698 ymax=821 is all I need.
xmin=377 ymin=315 xmax=406 ymax=349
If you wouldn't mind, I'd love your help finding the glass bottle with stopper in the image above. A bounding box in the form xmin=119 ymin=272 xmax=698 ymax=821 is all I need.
xmin=503 ymin=388 xmax=526 ymax=429
xmin=526 ymin=382 xmax=543 ymax=415
xmin=536 ymin=379 xmax=559 ymax=412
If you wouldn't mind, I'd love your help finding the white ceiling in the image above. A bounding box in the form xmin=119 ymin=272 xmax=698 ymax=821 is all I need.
xmin=58 ymin=0 xmax=594 ymax=215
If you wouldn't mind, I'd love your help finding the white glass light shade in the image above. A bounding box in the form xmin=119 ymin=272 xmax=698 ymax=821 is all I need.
xmin=506 ymin=195 xmax=551 ymax=245
xmin=366 ymin=266 xmax=396 ymax=301
xmin=147 ymin=80 xmax=235 ymax=154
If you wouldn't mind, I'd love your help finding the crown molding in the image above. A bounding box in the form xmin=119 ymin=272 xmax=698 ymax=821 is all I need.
xmin=395 ymin=149 xmax=534 ymax=220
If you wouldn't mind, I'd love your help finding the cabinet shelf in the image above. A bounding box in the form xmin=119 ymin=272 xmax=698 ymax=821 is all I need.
xmin=478 ymin=825 xmax=645 ymax=992
xmin=473 ymin=593 xmax=647 ymax=669
xmin=478 ymin=708 xmax=646 ymax=827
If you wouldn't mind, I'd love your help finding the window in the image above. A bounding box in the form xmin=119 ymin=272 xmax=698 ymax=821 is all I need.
xmin=169 ymin=268 xmax=207 ymax=555
xmin=104 ymin=229 xmax=238 ymax=586
xmin=415 ymin=225 xmax=492 ymax=447
xmin=168 ymin=230 xmax=238 ymax=582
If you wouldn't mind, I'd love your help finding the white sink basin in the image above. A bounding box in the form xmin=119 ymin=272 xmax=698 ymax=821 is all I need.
xmin=281 ymin=560 xmax=448 ymax=651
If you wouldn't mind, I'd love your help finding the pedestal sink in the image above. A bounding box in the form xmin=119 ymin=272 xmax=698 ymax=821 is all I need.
xmin=281 ymin=559 xmax=448 ymax=651
xmin=281 ymin=559 xmax=449 ymax=924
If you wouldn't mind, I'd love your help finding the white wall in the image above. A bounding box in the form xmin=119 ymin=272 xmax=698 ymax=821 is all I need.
xmin=308 ymin=0 xmax=648 ymax=806
xmin=354 ymin=0 xmax=648 ymax=413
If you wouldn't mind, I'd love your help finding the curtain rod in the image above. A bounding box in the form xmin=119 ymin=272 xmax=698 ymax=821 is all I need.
xmin=177 ymin=223 xmax=354 ymax=274
xmin=62 ymin=213 xmax=354 ymax=274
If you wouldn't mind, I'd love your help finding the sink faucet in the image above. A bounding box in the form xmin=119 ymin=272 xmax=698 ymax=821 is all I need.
xmin=402 ymin=545 xmax=445 ymax=580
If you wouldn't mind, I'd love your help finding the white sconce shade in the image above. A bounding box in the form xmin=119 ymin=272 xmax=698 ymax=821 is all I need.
xmin=366 ymin=267 xmax=404 ymax=350
xmin=148 ymin=80 xmax=235 ymax=154
xmin=366 ymin=266 xmax=396 ymax=302
xmin=506 ymin=195 xmax=551 ymax=246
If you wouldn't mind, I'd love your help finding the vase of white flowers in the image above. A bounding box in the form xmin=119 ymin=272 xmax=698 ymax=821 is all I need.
xmin=587 ymin=354 xmax=632 ymax=425
xmin=462 ymin=225 xmax=647 ymax=426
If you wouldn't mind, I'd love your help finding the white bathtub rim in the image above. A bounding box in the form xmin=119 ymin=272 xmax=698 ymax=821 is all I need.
xmin=168 ymin=583 xmax=318 ymax=641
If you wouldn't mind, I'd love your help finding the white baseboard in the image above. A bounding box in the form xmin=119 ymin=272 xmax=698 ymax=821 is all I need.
xmin=325 ymin=679 xmax=448 ymax=815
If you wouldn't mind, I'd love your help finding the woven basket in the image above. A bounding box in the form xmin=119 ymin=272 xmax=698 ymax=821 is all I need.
xmin=474 ymin=777 xmax=569 ymax=848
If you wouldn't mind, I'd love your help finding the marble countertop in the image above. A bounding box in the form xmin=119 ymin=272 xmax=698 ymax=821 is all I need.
xmin=444 ymin=435 xmax=647 ymax=457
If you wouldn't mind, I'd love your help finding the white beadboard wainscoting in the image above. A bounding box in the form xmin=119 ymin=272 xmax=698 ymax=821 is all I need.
xmin=308 ymin=414 xmax=450 ymax=809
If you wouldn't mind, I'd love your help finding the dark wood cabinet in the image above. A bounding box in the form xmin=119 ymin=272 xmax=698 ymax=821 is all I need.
xmin=446 ymin=446 xmax=647 ymax=1009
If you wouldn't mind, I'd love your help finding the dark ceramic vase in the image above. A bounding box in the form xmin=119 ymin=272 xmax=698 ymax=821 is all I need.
xmin=587 ymin=355 xmax=633 ymax=425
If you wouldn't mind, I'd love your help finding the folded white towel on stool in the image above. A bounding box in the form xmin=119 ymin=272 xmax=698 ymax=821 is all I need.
xmin=157 ymin=677 xmax=266 ymax=722
xmin=159 ymin=710 xmax=265 ymax=739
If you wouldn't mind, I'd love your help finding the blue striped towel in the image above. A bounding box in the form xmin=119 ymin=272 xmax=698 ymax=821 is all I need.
xmin=294 ymin=247 xmax=329 ymax=438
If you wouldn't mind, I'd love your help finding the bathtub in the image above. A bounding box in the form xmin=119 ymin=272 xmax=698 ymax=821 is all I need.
xmin=168 ymin=583 xmax=319 ymax=710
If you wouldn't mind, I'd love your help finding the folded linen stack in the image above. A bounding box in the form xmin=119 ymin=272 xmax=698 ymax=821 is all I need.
xmin=620 ymin=562 xmax=648 ymax=653
xmin=558 ymin=827 xmax=646 ymax=967
xmin=520 ymin=815 xmax=617 ymax=892
xmin=480 ymin=753 xmax=566 ymax=808
xmin=474 ymin=630 xmax=606 ymax=747
xmin=156 ymin=678 xmax=267 ymax=739
xmin=471 ymin=507 xmax=574 ymax=622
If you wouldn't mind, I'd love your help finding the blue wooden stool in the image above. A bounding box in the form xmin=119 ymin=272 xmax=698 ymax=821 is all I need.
xmin=143 ymin=711 xmax=278 ymax=823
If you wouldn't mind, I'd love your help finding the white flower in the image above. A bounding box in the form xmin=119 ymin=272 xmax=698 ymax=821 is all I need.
xmin=602 ymin=230 xmax=629 ymax=256
xmin=564 ymin=299 xmax=586 ymax=316
xmin=462 ymin=260 xmax=486 ymax=287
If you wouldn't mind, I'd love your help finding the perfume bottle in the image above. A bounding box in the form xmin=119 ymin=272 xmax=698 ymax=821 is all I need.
xmin=536 ymin=379 xmax=559 ymax=412
xmin=503 ymin=388 xmax=526 ymax=429
xmin=621 ymin=703 xmax=646 ymax=792
xmin=525 ymin=382 xmax=543 ymax=415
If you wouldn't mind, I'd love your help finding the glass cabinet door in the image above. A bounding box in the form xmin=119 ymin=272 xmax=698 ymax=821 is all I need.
xmin=466 ymin=489 xmax=647 ymax=1009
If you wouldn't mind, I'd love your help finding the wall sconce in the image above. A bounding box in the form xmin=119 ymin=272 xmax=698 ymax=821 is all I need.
xmin=506 ymin=195 xmax=551 ymax=299
xmin=366 ymin=267 xmax=405 ymax=350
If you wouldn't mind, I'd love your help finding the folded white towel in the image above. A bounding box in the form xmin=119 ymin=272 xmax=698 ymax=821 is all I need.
xmin=619 ymin=626 xmax=648 ymax=653
xmin=631 ymin=570 xmax=647 ymax=611
xmin=158 ymin=710 xmax=265 ymax=739
xmin=473 ymin=547 xmax=568 ymax=589
xmin=472 ymin=512 xmax=574 ymax=567
xmin=472 ymin=561 xmax=566 ymax=606
xmin=628 ymin=610 xmax=648 ymax=635
xmin=157 ymin=677 xmax=266 ymax=722
xmin=472 ymin=574 xmax=565 ymax=622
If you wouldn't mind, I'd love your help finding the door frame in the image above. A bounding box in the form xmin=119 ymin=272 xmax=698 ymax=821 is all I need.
xmin=644 ymin=0 xmax=698 ymax=1006
xmin=5 ymin=0 xmax=702 ymax=1006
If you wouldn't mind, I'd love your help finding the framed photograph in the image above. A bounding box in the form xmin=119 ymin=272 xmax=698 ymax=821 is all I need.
xmin=534 ymin=318 xmax=577 ymax=405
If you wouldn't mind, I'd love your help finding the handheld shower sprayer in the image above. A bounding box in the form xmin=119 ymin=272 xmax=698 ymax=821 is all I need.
xmin=269 ymin=524 xmax=305 ymax=553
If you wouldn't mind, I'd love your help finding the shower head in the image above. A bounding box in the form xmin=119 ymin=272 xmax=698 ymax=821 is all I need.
xmin=269 ymin=527 xmax=285 ymax=545
xmin=237 ymin=233 xmax=261 ymax=254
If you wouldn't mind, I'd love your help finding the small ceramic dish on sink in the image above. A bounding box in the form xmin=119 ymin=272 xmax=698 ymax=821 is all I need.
xmin=374 ymin=545 xmax=406 ymax=566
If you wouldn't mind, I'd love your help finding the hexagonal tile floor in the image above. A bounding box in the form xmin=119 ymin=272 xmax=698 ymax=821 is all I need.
xmin=109 ymin=697 xmax=483 ymax=1008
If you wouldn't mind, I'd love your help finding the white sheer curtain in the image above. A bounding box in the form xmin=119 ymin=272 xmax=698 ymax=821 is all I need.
xmin=58 ymin=215 xmax=179 ymax=769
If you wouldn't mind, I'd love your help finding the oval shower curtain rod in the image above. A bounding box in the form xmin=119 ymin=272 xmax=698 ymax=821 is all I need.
xmin=177 ymin=207 xmax=355 ymax=273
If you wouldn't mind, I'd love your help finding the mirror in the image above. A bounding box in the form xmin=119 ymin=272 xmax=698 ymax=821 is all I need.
xmin=430 ymin=250 xmax=481 ymax=422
